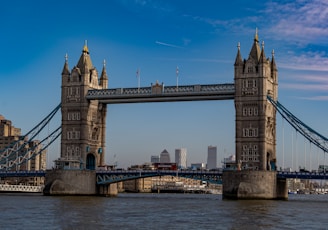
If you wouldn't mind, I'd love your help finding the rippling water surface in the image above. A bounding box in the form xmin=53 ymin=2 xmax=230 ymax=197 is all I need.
xmin=0 ymin=193 xmax=327 ymax=229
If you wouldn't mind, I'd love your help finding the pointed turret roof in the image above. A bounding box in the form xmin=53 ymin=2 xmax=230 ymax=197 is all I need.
xmin=77 ymin=41 xmax=93 ymax=73
xmin=248 ymin=28 xmax=261 ymax=61
xmin=62 ymin=53 xmax=70 ymax=75
xmin=100 ymin=59 xmax=108 ymax=88
xmin=259 ymin=41 xmax=266 ymax=63
xmin=234 ymin=42 xmax=243 ymax=66
xmin=100 ymin=59 xmax=108 ymax=81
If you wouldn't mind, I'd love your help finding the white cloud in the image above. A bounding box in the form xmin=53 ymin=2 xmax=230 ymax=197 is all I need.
xmin=265 ymin=0 xmax=328 ymax=44
xmin=278 ymin=51 xmax=328 ymax=71
xmin=281 ymin=82 xmax=328 ymax=91
xmin=297 ymin=95 xmax=328 ymax=101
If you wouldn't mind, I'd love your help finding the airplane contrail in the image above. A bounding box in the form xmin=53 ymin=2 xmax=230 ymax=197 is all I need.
xmin=155 ymin=41 xmax=184 ymax=49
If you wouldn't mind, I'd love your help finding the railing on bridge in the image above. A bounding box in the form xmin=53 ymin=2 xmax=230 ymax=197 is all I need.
xmin=0 ymin=170 xmax=46 ymax=177
xmin=0 ymin=184 xmax=43 ymax=193
xmin=277 ymin=171 xmax=328 ymax=180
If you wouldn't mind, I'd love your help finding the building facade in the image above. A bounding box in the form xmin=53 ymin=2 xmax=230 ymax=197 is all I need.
xmin=150 ymin=155 xmax=160 ymax=163
xmin=175 ymin=148 xmax=187 ymax=169
xmin=234 ymin=30 xmax=278 ymax=171
xmin=207 ymin=146 xmax=217 ymax=170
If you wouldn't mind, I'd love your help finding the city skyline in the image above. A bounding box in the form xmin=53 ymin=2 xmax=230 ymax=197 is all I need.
xmin=1 ymin=1 xmax=328 ymax=170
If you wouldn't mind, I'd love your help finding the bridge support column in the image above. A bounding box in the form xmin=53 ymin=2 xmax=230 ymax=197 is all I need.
xmin=222 ymin=171 xmax=287 ymax=200
xmin=43 ymin=169 xmax=96 ymax=195
xmin=276 ymin=178 xmax=288 ymax=200
xmin=97 ymin=183 xmax=118 ymax=196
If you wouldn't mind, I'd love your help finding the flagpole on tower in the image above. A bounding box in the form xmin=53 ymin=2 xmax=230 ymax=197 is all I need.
xmin=176 ymin=66 xmax=179 ymax=91
xmin=136 ymin=68 xmax=140 ymax=93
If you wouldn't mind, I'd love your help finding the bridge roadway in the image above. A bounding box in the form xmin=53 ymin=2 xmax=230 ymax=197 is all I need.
xmin=96 ymin=170 xmax=222 ymax=184
xmin=86 ymin=83 xmax=235 ymax=103
xmin=1 ymin=170 xmax=327 ymax=184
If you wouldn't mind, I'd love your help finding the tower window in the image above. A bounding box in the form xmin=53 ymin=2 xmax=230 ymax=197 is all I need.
xmin=247 ymin=80 xmax=253 ymax=88
xmin=243 ymin=107 xmax=248 ymax=116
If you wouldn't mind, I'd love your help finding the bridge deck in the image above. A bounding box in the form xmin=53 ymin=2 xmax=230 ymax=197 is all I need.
xmin=1 ymin=170 xmax=327 ymax=182
xmin=86 ymin=83 xmax=235 ymax=103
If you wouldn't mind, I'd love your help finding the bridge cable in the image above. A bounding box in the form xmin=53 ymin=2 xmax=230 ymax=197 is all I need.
xmin=267 ymin=96 xmax=328 ymax=154
xmin=0 ymin=104 xmax=61 ymax=168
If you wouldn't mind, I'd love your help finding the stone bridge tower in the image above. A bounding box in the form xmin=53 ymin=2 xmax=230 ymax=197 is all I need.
xmin=223 ymin=31 xmax=287 ymax=199
xmin=58 ymin=43 xmax=108 ymax=170
xmin=234 ymin=30 xmax=278 ymax=171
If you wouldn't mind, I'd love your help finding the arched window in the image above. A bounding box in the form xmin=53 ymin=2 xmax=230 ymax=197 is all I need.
xmin=86 ymin=154 xmax=96 ymax=170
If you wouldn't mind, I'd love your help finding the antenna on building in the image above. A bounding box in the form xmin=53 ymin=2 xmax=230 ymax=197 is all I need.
xmin=176 ymin=66 xmax=179 ymax=90
xmin=136 ymin=68 xmax=140 ymax=93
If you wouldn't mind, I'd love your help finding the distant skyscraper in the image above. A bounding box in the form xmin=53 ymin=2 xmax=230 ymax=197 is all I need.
xmin=207 ymin=146 xmax=217 ymax=170
xmin=160 ymin=149 xmax=171 ymax=163
xmin=151 ymin=155 xmax=160 ymax=163
xmin=175 ymin=148 xmax=187 ymax=169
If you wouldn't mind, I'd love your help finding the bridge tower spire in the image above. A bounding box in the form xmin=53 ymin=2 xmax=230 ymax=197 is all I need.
xmin=58 ymin=43 xmax=108 ymax=170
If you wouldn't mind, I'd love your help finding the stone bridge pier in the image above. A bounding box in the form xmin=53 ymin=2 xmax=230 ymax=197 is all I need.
xmin=43 ymin=169 xmax=118 ymax=196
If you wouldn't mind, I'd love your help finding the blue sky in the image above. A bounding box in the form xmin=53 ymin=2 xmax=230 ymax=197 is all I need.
xmin=1 ymin=0 xmax=328 ymax=170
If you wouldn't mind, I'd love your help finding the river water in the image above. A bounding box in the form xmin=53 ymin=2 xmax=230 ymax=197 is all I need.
xmin=0 ymin=193 xmax=327 ymax=229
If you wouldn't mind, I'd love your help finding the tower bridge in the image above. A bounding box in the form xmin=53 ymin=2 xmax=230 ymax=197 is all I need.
xmin=5 ymin=30 xmax=326 ymax=199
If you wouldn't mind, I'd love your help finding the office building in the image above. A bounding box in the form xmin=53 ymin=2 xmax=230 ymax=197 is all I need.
xmin=207 ymin=146 xmax=217 ymax=170
xmin=160 ymin=149 xmax=171 ymax=163
xmin=175 ymin=148 xmax=187 ymax=169
xmin=151 ymin=155 xmax=160 ymax=163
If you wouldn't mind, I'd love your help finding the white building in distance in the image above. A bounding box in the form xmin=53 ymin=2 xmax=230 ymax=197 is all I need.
xmin=191 ymin=163 xmax=206 ymax=170
xmin=207 ymin=146 xmax=217 ymax=170
xmin=175 ymin=148 xmax=187 ymax=169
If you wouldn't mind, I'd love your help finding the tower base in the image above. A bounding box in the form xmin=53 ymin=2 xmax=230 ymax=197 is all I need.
xmin=43 ymin=169 xmax=97 ymax=195
xmin=222 ymin=170 xmax=287 ymax=200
